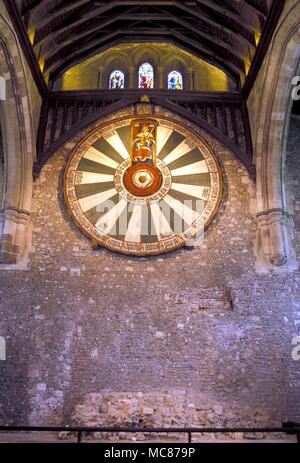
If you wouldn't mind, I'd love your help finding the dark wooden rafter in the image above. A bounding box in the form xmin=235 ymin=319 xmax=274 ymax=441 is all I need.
xmin=31 ymin=1 xmax=255 ymax=61
xmin=11 ymin=0 xmax=280 ymax=86
xmin=45 ymin=28 xmax=245 ymax=83
xmin=242 ymin=0 xmax=285 ymax=98
xmin=33 ymin=3 xmax=255 ymax=48
xmin=41 ymin=12 xmax=246 ymax=61
xmin=5 ymin=1 xmax=285 ymax=93
xmin=244 ymin=0 xmax=269 ymax=15
xmin=219 ymin=0 xmax=269 ymax=17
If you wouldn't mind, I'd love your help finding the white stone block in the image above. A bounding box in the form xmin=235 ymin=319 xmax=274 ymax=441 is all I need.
xmin=37 ymin=383 xmax=47 ymax=392
xmin=91 ymin=348 xmax=98 ymax=358
xmin=143 ymin=407 xmax=154 ymax=415
xmin=214 ymin=404 xmax=223 ymax=415
xmin=70 ymin=268 xmax=81 ymax=276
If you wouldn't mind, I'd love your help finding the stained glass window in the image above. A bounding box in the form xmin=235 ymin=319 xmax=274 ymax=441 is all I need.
xmin=109 ymin=70 xmax=125 ymax=89
xmin=138 ymin=63 xmax=154 ymax=89
xmin=168 ymin=71 xmax=183 ymax=90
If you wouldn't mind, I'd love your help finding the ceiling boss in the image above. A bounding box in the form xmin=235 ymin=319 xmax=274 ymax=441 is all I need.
xmin=64 ymin=110 xmax=222 ymax=256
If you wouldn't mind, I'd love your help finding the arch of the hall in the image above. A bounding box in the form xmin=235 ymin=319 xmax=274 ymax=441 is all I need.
xmin=0 ymin=7 xmax=37 ymax=265
xmin=248 ymin=0 xmax=300 ymax=271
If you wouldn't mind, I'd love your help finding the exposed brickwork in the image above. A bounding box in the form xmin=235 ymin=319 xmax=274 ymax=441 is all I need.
xmin=0 ymin=116 xmax=299 ymax=427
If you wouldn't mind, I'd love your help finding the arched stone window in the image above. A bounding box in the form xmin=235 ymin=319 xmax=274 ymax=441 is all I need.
xmin=138 ymin=62 xmax=154 ymax=89
xmin=168 ymin=70 xmax=183 ymax=90
xmin=109 ymin=70 xmax=125 ymax=89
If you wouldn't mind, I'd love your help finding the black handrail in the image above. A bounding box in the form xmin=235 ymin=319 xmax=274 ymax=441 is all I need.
xmin=0 ymin=422 xmax=299 ymax=444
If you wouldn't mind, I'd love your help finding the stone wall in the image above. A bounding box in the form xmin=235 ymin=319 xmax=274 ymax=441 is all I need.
xmin=0 ymin=110 xmax=299 ymax=428
xmin=71 ymin=389 xmax=276 ymax=441
xmin=285 ymin=115 xmax=300 ymax=266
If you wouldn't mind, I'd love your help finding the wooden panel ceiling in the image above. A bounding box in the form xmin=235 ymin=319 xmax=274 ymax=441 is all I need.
xmin=9 ymin=0 xmax=281 ymax=88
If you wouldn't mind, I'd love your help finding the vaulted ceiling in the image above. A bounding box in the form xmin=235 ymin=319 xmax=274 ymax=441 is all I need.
xmin=9 ymin=0 xmax=283 ymax=90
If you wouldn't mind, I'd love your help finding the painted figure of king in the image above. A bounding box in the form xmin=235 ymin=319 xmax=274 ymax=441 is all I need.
xmin=132 ymin=124 xmax=156 ymax=164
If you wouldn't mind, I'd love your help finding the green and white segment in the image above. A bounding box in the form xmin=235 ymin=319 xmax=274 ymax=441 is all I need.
xmin=74 ymin=123 xmax=212 ymax=244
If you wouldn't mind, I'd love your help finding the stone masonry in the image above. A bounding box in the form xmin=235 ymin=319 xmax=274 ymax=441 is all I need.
xmin=0 ymin=115 xmax=299 ymax=430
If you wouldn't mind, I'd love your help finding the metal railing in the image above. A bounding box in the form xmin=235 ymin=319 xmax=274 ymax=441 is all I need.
xmin=0 ymin=422 xmax=299 ymax=444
